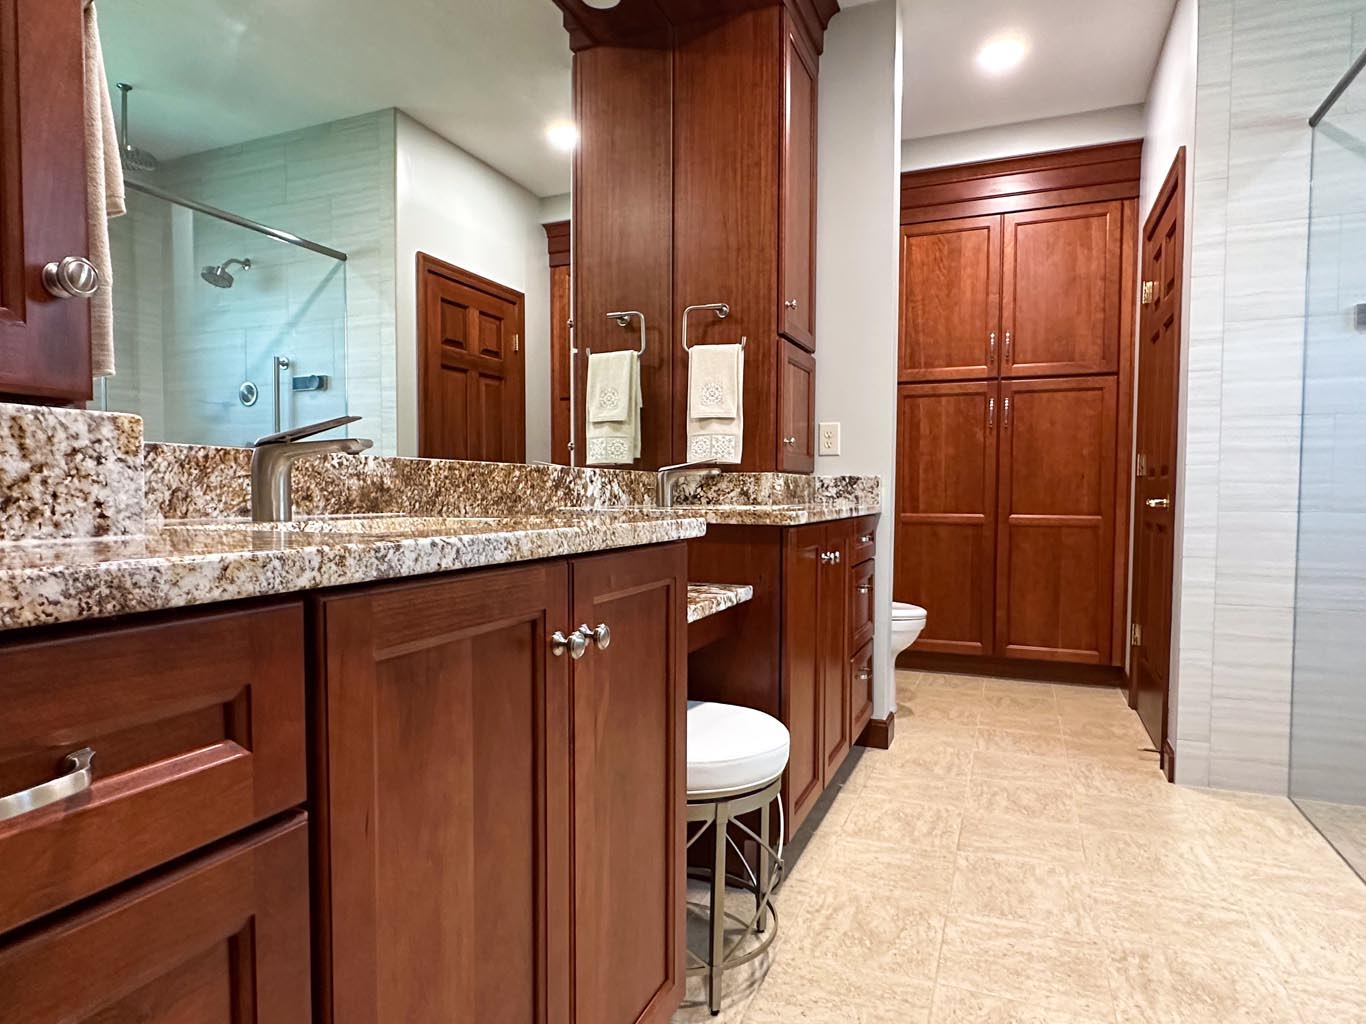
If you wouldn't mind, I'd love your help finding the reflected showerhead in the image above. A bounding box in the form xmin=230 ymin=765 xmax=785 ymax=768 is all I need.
xmin=116 ymin=83 xmax=159 ymax=173
xmin=201 ymin=258 xmax=251 ymax=289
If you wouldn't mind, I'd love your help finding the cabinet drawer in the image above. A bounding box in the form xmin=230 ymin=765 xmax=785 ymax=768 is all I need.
xmin=850 ymin=640 xmax=874 ymax=740
xmin=851 ymin=559 xmax=875 ymax=650
xmin=0 ymin=603 xmax=306 ymax=933
xmin=851 ymin=516 xmax=878 ymax=565
xmin=0 ymin=814 xmax=311 ymax=1024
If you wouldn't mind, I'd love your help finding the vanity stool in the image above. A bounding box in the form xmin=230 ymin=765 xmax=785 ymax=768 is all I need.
xmin=685 ymin=700 xmax=790 ymax=1016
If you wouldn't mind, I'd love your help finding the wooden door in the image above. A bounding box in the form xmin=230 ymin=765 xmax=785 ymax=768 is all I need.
xmin=782 ymin=524 xmax=825 ymax=833
xmin=0 ymin=0 xmax=91 ymax=402
xmin=1001 ymin=201 xmax=1124 ymax=376
xmin=418 ymin=253 xmax=526 ymax=462
xmin=996 ymin=376 xmax=1117 ymax=663
xmin=569 ymin=545 xmax=686 ymax=1024
xmin=317 ymin=562 xmax=570 ymax=1024
xmin=899 ymin=216 xmax=1000 ymax=382
xmin=779 ymin=14 xmax=817 ymax=351
xmin=1130 ymin=150 xmax=1186 ymax=760
xmin=820 ymin=524 xmax=851 ymax=780
xmin=894 ymin=381 xmax=998 ymax=656
xmin=779 ymin=339 xmax=815 ymax=472
xmin=0 ymin=814 xmax=311 ymax=1023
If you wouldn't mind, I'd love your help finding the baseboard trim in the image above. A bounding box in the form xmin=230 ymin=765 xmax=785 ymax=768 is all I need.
xmin=856 ymin=711 xmax=895 ymax=750
xmin=898 ymin=651 xmax=1125 ymax=687
xmin=1162 ymin=739 xmax=1176 ymax=783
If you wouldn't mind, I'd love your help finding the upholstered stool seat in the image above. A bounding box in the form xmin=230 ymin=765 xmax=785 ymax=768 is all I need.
xmin=684 ymin=701 xmax=790 ymax=1016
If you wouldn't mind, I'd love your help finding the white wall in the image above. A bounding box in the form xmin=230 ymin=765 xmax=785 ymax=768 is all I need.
xmin=539 ymin=193 xmax=571 ymax=224
xmin=816 ymin=0 xmax=903 ymax=720
xmin=1138 ymin=0 xmax=1197 ymax=753
xmin=901 ymin=104 xmax=1146 ymax=171
xmin=394 ymin=112 xmax=552 ymax=460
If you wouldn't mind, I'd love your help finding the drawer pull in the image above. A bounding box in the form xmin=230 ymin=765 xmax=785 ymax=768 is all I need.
xmin=858 ymin=670 xmax=872 ymax=682
xmin=0 ymin=747 xmax=95 ymax=822
xmin=857 ymin=585 xmax=871 ymax=595
xmin=860 ymin=534 xmax=874 ymax=544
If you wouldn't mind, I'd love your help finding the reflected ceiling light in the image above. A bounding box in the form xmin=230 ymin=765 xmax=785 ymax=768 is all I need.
xmin=976 ymin=32 xmax=1029 ymax=76
xmin=546 ymin=121 xmax=579 ymax=153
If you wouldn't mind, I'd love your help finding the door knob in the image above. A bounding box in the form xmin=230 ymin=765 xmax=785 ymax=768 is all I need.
xmin=551 ymin=630 xmax=588 ymax=659
xmin=578 ymin=622 xmax=611 ymax=651
xmin=42 ymin=256 xmax=100 ymax=299
xmin=1146 ymin=497 xmax=1171 ymax=509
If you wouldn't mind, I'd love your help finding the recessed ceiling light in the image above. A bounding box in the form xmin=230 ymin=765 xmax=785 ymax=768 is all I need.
xmin=546 ymin=121 xmax=579 ymax=153
xmin=976 ymin=33 xmax=1029 ymax=76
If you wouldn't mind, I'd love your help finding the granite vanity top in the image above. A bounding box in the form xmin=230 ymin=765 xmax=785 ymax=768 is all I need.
xmin=0 ymin=512 xmax=706 ymax=632
xmin=675 ymin=502 xmax=882 ymax=527
xmin=686 ymin=583 xmax=754 ymax=623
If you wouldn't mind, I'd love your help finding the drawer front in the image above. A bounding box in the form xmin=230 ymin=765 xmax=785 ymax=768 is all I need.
xmin=0 ymin=603 xmax=306 ymax=933
xmin=850 ymin=640 xmax=874 ymax=740
xmin=851 ymin=516 xmax=878 ymax=565
xmin=0 ymin=814 xmax=311 ymax=1024
xmin=851 ymin=559 xmax=875 ymax=651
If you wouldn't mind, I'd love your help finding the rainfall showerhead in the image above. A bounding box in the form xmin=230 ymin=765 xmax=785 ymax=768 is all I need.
xmin=201 ymin=258 xmax=251 ymax=289
xmin=115 ymin=83 xmax=159 ymax=173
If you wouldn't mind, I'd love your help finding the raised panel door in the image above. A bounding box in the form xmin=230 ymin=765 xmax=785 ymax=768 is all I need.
xmin=996 ymin=376 xmax=1118 ymax=663
xmin=782 ymin=524 xmax=825 ymax=833
xmin=899 ymin=216 xmax=1000 ymax=382
xmin=779 ymin=15 xmax=817 ymax=351
xmin=779 ymin=340 xmax=815 ymax=472
xmin=1001 ymin=202 xmax=1123 ymax=376
xmin=894 ymin=381 xmax=998 ymax=656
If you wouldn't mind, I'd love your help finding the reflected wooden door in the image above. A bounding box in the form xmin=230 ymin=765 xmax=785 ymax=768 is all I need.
xmin=418 ymin=253 xmax=525 ymax=462
xmin=1130 ymin=150 xmax=1186 ymax=761
xmin=899 ymin=216 xmax=1000 ymax=382
xmin=995 ymin=376 xmax=1117 ymax=663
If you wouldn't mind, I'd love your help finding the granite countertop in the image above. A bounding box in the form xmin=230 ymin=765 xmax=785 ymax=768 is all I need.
xmin=676 ymin=502 xmax=882 ymax=526
xmin=0 ymin=512 xmax=706 ymax=633
xmin=686 ymin=583 xmax=754 ymax=623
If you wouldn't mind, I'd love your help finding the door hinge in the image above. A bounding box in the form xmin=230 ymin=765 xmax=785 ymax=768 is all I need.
xmin=1136 ymin=453 xmax=1148 ymax=478
xmin=1141 ymin=281 xmax=1157 ymax=307
xmin=1131 ymin=623 xmax=1143 ymax=647
xmin=513 ymin=333 xmax=520 ymax=353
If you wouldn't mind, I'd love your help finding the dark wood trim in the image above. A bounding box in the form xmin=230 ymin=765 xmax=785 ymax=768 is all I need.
xmin=856 ymin=711 xmax=894 ymax=750
xmin=899 ymin=649 xmax=1126 ymax=687
xmin=1162 ymin=739 xmax=1176 ymax=783
xmin=553 ymin=0 xmax=839 ymax=54
xmin=544 ymin=220 xmax=571 ymax=269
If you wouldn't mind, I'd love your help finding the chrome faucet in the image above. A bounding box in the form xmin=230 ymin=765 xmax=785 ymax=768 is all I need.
xmin=656 ymin=461 xmax=721 ymax=508
xmin=250 ymin=414 xmax=374 ymax=523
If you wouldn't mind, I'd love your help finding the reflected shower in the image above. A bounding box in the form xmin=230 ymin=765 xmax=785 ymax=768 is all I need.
xmin=201 ymin=258 xmax=251 ymax=288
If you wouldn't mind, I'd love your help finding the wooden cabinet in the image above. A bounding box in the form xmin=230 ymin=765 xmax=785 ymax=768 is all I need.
xmin=779 ymin=15 xmax=818 ymax=352
xmin=0 ymin=814 xmax=312 ymax=1024
xmin=899 ymin=216 xmax=1000 ymax=382
xmin=0 ymin=0 xmax=92 ymax=402
xmin=315 ymin=547 xmax=686 ymax=1024
xmin=778 ymin=526 xmax=824 ymax=831
xmin=815 ymin=526 xmax=851 ymax=780
xmin=779 ymin=340 xmax=816 ymax=472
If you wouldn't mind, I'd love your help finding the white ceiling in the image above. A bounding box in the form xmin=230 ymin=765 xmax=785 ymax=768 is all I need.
xmin=901 ymin=0 xmax=1178 ymax=140
xmin=98 ymin=0 xmax=574 ymax=198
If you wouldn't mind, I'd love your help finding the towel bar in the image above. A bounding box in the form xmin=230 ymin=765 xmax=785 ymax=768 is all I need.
xmin=683 ymin=303 xmax=745 ymax=352
xmin=587 ymin=310 xmax=647 ymax=356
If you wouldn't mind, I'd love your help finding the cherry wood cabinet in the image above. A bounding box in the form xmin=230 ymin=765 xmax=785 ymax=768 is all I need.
xmin=0 ymin=0 xmax=93 ymax=403
xmin=899 ymin=216 xmax=1000 ymax=382
xmin=0 ymin=814 xmax=312 ymax=1024
xmin=314 ymin=546 xmax=686 ymax=1024
xmin=813 ymin=525 xmax=851 ymax=781
xmin=779 ymin=339 xmax=816 ymax=472
xmin=779 ymin=17 xmax=818 ymax=352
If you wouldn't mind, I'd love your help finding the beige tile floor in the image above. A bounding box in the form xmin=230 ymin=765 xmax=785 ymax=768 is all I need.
xmin=672 ymin=670 xmax=1366 ymax=1023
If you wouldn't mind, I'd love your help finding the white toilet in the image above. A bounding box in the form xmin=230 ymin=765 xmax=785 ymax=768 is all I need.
xmin=890 ymin=601 xmax=928 ymax=657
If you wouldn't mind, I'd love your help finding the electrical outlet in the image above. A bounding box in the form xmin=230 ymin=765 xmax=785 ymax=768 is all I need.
xmin=818 ymin=422 xmax=841 ymax=456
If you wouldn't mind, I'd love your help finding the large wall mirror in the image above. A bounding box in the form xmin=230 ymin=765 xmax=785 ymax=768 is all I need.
xmin=95 ymin=0 xmax=574 ymax=461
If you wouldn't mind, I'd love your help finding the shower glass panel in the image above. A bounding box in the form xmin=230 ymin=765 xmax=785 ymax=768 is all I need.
xmin=104 ymin=186 xmax=349 ymax=446
xmin=1291 ymin=50 xmax=1366 ymax=879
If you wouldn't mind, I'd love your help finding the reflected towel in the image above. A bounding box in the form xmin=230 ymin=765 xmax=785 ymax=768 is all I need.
xmin=687 ymin=343 xmax=743 ymax=465
xmin=585 ymin=350 xmax=641 ymax=465
xmin=84 ymin=1 xmax=125 ymax=379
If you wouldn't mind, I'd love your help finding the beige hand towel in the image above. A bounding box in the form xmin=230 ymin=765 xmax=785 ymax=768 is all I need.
xmin=585 ymin=350 xmax=642 ymax=465
xmin=687 ymin=343 xmax=744 ymax=465
xmin=84 ymin=1 xmax=125 ymax=379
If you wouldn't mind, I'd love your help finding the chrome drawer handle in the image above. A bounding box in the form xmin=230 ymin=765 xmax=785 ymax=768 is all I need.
xmin=0 ymin=748 xmax=95 ymax=822
xmin=858 ymin=670 xmax=871 ymax=682
xmin=578 ymin=622 xmax=611 ymax=651
xmin=1146 ymin=497 xmax=1171 ymax=509
xmin=860 ymin=534 xmax=874 ymax=544
xmin=552 ymin=630 xmax=588 ymax=659
xmin=857 ymin=585 xmax=871 ymax=595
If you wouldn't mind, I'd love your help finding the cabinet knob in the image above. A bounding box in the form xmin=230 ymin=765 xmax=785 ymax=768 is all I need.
xmin=858 ymin=669 xmax=872 ymax=683
xmin=860 ymin=534 xmax=874 ymax=544
xmin=821 ymin=550 xmax=841 ymax=565
xmin=783 ymin=436 xmax=797 ymax=447
xmin=578 ymin=622 xmax=611 ymax=651
xmin=551 ymin=630 xmax=588 ymax=659
xmin=1146 ymin=497 xmax=1171 ymax=509
xmin=784 ymin=299 xmax=799 ymax=310
xmin=42 ymin=256 xmax=100 ymax=299
xmin=857 ymin=584 xmax=871 ymax=595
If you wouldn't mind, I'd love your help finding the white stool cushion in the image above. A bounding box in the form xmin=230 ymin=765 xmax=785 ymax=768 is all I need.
xmin=687 ymin=701 xmax=791 ymax=799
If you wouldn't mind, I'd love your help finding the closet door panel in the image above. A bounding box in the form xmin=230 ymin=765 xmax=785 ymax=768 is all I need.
xmin=899 ymin=217 xmax=1000 ymax=382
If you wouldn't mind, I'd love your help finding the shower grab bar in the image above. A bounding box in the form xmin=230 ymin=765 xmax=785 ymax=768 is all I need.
xmin=124 ymin=178 xmax=349 ymax=263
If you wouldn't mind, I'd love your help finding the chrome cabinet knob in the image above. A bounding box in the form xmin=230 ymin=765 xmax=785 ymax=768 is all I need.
xmin=42 ymin=256 xmax=100 ymax=299
xmin=1146 ymin=497 xmax=1171 ymax=509
xmin=860 ymin=533 xmax=874 ymax=544
xmin=857 ymin=584 xmax=871 ymax=595
xmin=783 ymin=436 xmax=797 ymax=447
xmin=578 ymin=622 xmax=611 ymax=651
xmin=784 ymin=299 xmax=799 ymax=309
xmin=552 ymin=630 xmax=588 ymax=659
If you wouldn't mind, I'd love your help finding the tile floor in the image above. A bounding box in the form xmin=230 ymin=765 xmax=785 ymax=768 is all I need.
xmin=673 ymin=670 xmax=1366 ymax=1023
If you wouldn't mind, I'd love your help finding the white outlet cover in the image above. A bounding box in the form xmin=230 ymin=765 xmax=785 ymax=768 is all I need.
xmin=818 ymin=421 xmax=841 ymax=456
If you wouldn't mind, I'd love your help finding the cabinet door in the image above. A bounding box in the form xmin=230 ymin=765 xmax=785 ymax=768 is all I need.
xmin=779 ymin=340 xmax=816 ymax=472
xmin=570 ymin=545 xmax=686 ymax=1024
xmin=779 ymin=15 xmax=817 ymax=351
xmin=1001 ymin=202 xmax=1124 ymax=377
xmin=0 ymin=814 xmax=311 ymax=1024
xmin=820 ymin=524 xmax=851 ymax=780
xmin=899 ymin=216 xmax=1000 ymax=382
xmin=895 ymin=381 xmax=998 ymax=656
xmin=996 ymin=376 xmax=1117 ymax=663
xmin=782 ymin=524 xmax=825 ymax=833
xmin=317 ymin=562 xmax=571 ymax=1024
xmin=0 ymin=0 xmax=92 ymax=401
